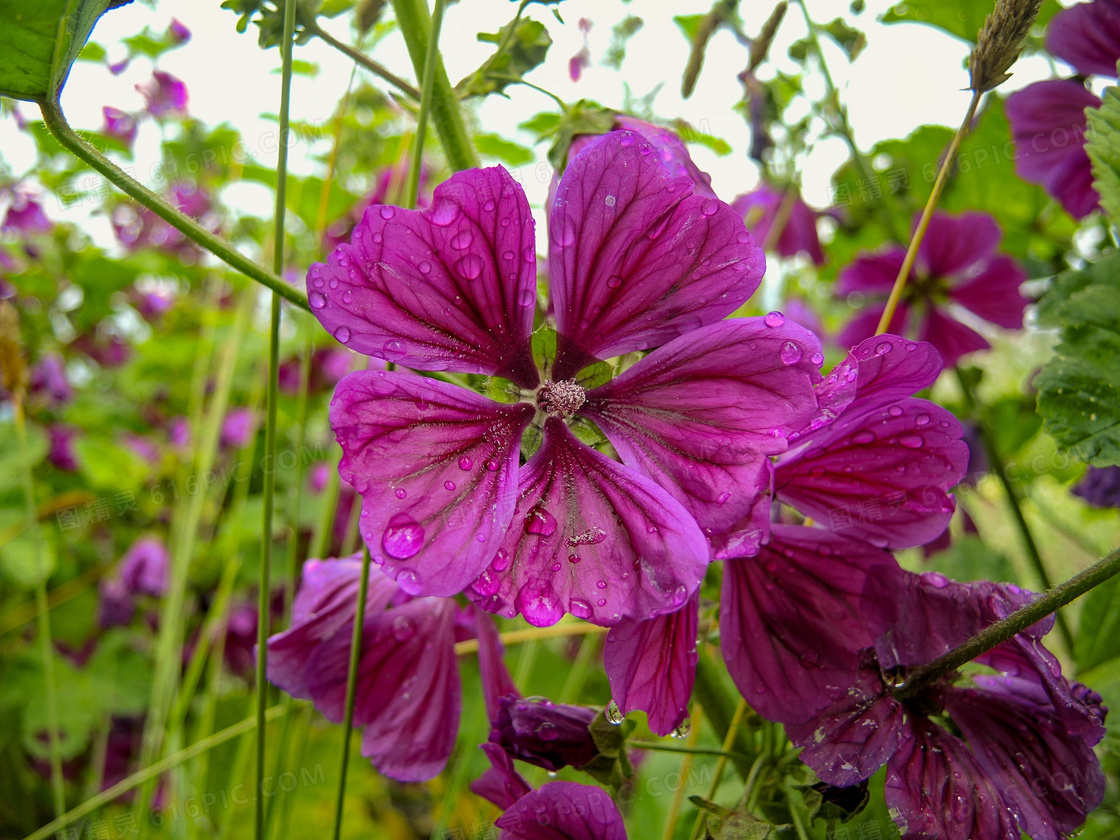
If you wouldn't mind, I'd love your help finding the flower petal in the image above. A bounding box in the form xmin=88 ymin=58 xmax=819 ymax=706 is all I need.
xmin=333 ymin=370 xmax=535 ymax=597
xmin=548 ymin=131 xmax=764 ymax=378
xmin=835 ymin=248 xmax=906 ymax=297
xmin=495 ymin=781 xmax=627 ymax=840
xmin=476 ymin=607 xmax=520 ymax=720
xmin=308 ymin=166 xmax=539 ymax=386
xmin=305 ymin=594 xmax=461 ymax=782
xmin=471 ymin=742 xmax=532 ymax=810
xmin=582 ymin=318 xmax=820 ymax=538
xmin=471 ymin=418 xmax=709 ymax=627
xmin=720 ymin=526 xmax=904 ymax=725
xmin=884 ymin=717 xmax=1018 ymax=840
xmin=836 ymin=303 xmax=909 ymax=353
xmin=603 ymin=595 xmax=698 ymax=736
xmin=1046 ymin=0 xmax=1120 ymax=77
xmin=917 ymin=306 xmax=989 ymax=367
xmin=916 ymin=211 xmax=1001 ymax=278
xmin=949 ymin=254 xmax=1029 ymax=329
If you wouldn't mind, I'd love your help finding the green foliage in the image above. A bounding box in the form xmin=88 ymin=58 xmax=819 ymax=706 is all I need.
xmin=456 ymin=18 xmax=552 ymax=99
xmin=1075 ymin=575 xmax=1120 ymax=672
xmin=0 ymin=0 xmax=72 ymax=100
xmin=474 ymin=132 xmax=534 ymax=166
xmin=823 ymin=18 xmax=866 ymax=61
xmin=0 ymin=531 xmax=57 ymax=587
xmin=1036 ymin=252 xmax=1120 ymax=467
xmin=1086 ymin=73 xmax=1120 ymax=228
xmin=880 ymin=0 xmax=1061 ymax=42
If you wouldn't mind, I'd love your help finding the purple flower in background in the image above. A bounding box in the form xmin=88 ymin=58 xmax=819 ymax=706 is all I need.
xmin=311 ymin=131 xmax=819 ymax=626
xmin=128 ymin=285 xmax=175 ymax=321
xmin=837 ymin=211 xmax=1029 ymax=366
xmin=569 ymin=18 xmax=592 ymax=82
xmin=731 ymin=183 xmax=824 ymax=265
xmin=168 ymin=18 xmax=191 ymax=45
xmin=167 ymin=416 xmax=190 ymax=448
xmin=219 ymin=408 xmax=255 ymax=450
xmin=99 ymin=536 xmax=170 ymax=627
xmin=492 ymin=696 xmax=599 ymax=772
xmin=137 ymin=70 xmax=188 ymax=119
xmin=72 ymin=332 xmax=133 ymax=368
xmin=322 ymin=162 xmax=431 ymax=253
xmin=108 ymin=58 xmax=130 ymax=75
xmin=277 ymin=347 xmax=352 ymax=396
xmin=122 ymin=433 xmax=161 ymax=465
xmin=1046 ymin=0 xmax=1120 ymax=76
xmin=2 ymin=188 xmax=51 ymax=235
xmin=102 ymin=107 xmax=138 ymax=149
xmin=111 ymin=182 xmax=217 ymax=260
xmin=1006 ymin=80 xmax=1101 ymax=220
xmin=48 ymin=423 xmax=80 ymax=471
xmin=1073 ymin=465 xmax=1120 ymax=508
xmin=30 ymin=353 xmax=72 ymax=407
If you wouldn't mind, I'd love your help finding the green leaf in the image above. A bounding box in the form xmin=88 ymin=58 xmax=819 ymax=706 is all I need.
xmin=824 ymin=17 xmax=866 ymax=60
xmin=456 ymin=18 xmax=552 ymax=99
xmin=0 ymin=422 xmax=47 ymax=493
xmin=1086 ymin=72 xmax=1120 ymax=225
xmin=474 ymin=132 xmax=534 ymax=166
xmin=55 ymin=0 xmax=133 ymax=95
xmin=1075 ymin=574 xmax=1120 ymax=672
xmin=1036 ymin=252 xmax=1120 ymax=467
xmin=0 ymin=0 xmax=71 ymax=100
xmin=74 ymin=435 xmax=150 ymax=489
xmin=0 ymin=531 xmax=56 ymax=588
xmin=881 ymin=0 xmax=1062 ymax=41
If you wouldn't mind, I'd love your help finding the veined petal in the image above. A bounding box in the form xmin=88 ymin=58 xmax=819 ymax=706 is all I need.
xmin=308 ymin=166 xmax=539 ymax=386
xmin=582 ymin=319 xmax=820 ymax=538
xmin=836 ymin=248 xmax=907 ymax=297
xmin=917 ymin=307 xmax=990 ymax=367
xmin=305 ymin=594 xmax=461 ymax=782
xmin=495 ymin=781 xmax=628 ymax=840
xmin=916 ymin=211 xmax=1001 ymax=278
xmin=720 ymin=526 xmax=903 ymax=725
xmin=950 ymin=255 xmax=1029 ymax=329
xmin=603 ymin=595 xmax=698 ymax=736
xmin=472 ymin=418 xmax=708 ymax=627
xmin=332 ymin=370 xmax=535 ymax=597
xmin=1046 ymin=0 xmax=1120 ymax=77
xmin=548 ymin=131 xmax=764 ymax=378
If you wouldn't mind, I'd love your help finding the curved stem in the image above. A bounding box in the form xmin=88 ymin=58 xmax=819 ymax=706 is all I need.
xmin=895 ymin=543 xmax=1120 ymax=701
xmin=406 ymin=0 xmax=447 ymax=208
xmin=305 ymin=21 xmax=421 ymax=100
xmin=35 ymin=98 xmax=309 ymax=312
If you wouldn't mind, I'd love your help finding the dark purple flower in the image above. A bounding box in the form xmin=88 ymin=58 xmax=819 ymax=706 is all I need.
xmin=99 ymin=536 xmax=170 ymax=626
xmin=731 ymin=183 xmax=824 ymax=265
xmin=1046 ymin=0 xmax=1120 ymax=77
xmin=102 ymin=107 xmax=138 ymax=149
xmin=837 ymin=211 xmax=1029 ymax=366
xmin=168 ymin=18 xmax=191 ymax=45
xmin=267 ymin=556 xmax=462 ymax=781
xmin=2 ymin=188 xmax=52 ymax=235
xmin=30 ymin=353 xmax=72 ymax=407
xmin=128 ymin=285 xmax=175 ymax=321
xmin=219 ymin=407 xmax=255 ymax=450
xmin=48 ymin=423 xmax=80 ymax=471
xmin=1073 ymin=465 xmax=1120 ymax=508
xmin=72 ymin=333 xmax=132 ymax=368
xmin=492 ymin=696 xmax=599 ymax=772
xmin=311 ymin=131 xmax=816 ymax=625
xmin=1005 ymin=80 xmax=1100 ymax=220
xmin=137 ymin=70 xmax=188 ymax=119
xmin=99 ymin=577 xmax=135 ymax=628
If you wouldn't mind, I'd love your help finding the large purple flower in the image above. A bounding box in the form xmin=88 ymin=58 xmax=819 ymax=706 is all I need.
xmin=837 ymin=211 xmax=1029 ymax=366
xmin=310 ymin=131 xmax=821 ymax=626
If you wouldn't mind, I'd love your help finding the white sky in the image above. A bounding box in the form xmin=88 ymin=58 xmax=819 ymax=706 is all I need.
xmin=1 ymin=0 xmax=1058 ymax=241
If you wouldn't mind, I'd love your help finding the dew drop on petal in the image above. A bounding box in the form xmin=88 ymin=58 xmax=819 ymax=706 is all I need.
xmin=899 ymin=434 xmax=924 ymax=449
xmin=668 ymin=584 xmax=688 ymax=608
xmin=444 ymin=480 xmax=456 ymax=491
xmin=596 ymin=580 xmax=607 ymax=590
xmin=874 ymin=341 xmax=893 ymax=355
xmin=597 ymin=598 xmax=606 ymax=607
xmin=569 ymin=598 xmax=592 ymax=619
xmin=888 ymin=405 xmax=904 ymax=417
xmin=391 ymin=615 xmax=416 ymax=641
xmin=396 ymin=568 xmax=422 ymax=594
xmin=341 ymin=290 xmax=353 ymax=304
xmin=485 ymin=459 xmax=500 ymax=472
xmin=852 ymin=430 xmax=876 ymax=445
xmin=536 ymin=722 xmax=559 ymax=741
xmin=915 ymin=413 xmax=931 ymax=426
xmin=764 ymin=311 xmax=785 ymax=328
xmin=458 ymin=456 xmax=474 ymax=471
xmin=382 ymin=514 xmax=424 ymax=559
xmin=483 ymin=199 xmax=496 ymax=212
xmin=606 ymin=701 xmax=625 ymax=725
xmin=491 ymin=548 xmax=511 ymax=572
xmin=606 ymin=274 xmax=623 ymax=289
xmin=503 ymin=250 xmax=514 ymax=260
xmin=701 ymin=199 xmax=719 ymax=217
xmin=516 ymin=580 xmax=564 ymax=626
xmin=525 ymin=506 xmax=557 ymax=536
xmin=379 ymin=206 xmax=395 ymax=220
xmin=620 ymin=133 xmax=635 ymax=147
xmin=810 ymin=351 xmax=824 ymax=365
xmin=383 ymin=339 xmax=406 ymax=359
xmin=671 ymin=717 xmax=691 ymax=738
xmin=518 ymin=287 xmax=536 ymax=307
xmin=780 ymin=341 xmax=803 ymax=365
xmin=568 ymin=554 xmax=581 ymax=564
xmin=450 ymin=229 xmax=473 ymax=250
xmin=418 ymin=260 xmax=432 ymax=274
xmin=454 ymin=254 xmax=485 ymax=280
xmin=309 ymin=291 xmax=327 ymax=309
xmin=555 ymin=215 xmax=578 ymax=247
xmin=475 ymin=567 xmax=500 ymax=595
xmin=333 ymin=325 xmax=351 ymax=342
xmin=523 ymin=246 xmax=537 ymax=263
xmin=430 ymin=198 xmax=459 ymax=226
xmin=394 ymin=488 xmax=407 ymax=499
xmin=717 ymin=491 xmax=731 ymax=505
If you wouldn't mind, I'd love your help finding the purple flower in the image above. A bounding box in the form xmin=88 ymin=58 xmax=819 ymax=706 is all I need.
xmin=128 ymin=285 xmax=175 ymax=321
xmin=48 ymin=423 xmax=80 ymax=471
xmin=267 ymin=556 xmax=463 ymax=781
xmin=72 ymin=333 xmax=132 ymax=368
xmin=122 ymin=433 xmax=161 ymax=465
xmin=1005 ymin=80 xmax=1101 ymax=220
xmin=322 ymin=162 xmax=431 ymax=253
xmin=731 ymin=183 xmax=824 ymax=265
xmin=782 ymin=572 xmax=1105 ymax=840
xmin=168 ymin=18 xmax=191 ymax=45
xmin=277 ymin=347 xmax=352 ymax=396
xmin=2 ymin=188 xmax=51 ymax=235
xmin=108 ymin=58 xmax=130 ymax=75
xmin=569 ymin=18 xmax=592 ymax=82
xmin=311 ymin=132 xmax=819 ymax=625
xmin=30 ymin=353 xmax=72 ymax=407
xmin=837 ymin=211 xmax=1029 ymax=366
xmin=1073 ymin=465 xmax=1120 ymax=508
xmin=1046 ymin=0 xmax=1120 ymax=77
xmin=219 ymin=407 xmax=255 ymax=450
xmin=167 ymin=415 xmax=190 ymax=448
xmin=102 ymin=107 xmax=138 ymax=149
xmin=99 ymin=536 xmax=170 ymax=626
xmin=492 ymin=696 xmax=599 ymax=772
xmin=137 ymin=70 xmax=188 ymax=119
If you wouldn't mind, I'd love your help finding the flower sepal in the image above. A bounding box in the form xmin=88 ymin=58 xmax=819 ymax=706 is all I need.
xmin=580 ymin=708 xmax=637 ymax=788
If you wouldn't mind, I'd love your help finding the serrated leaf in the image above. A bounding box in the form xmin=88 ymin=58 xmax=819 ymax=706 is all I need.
xmin=474 ymin=132 xmax=534 ymax=166
xmin=1086 ymin=72 xmax=1120 ymax=225
xmin=1036 ymin=253 xmax=1120 ymax=466
xmin=1075 ymin=574 xmax=1120 ymax=672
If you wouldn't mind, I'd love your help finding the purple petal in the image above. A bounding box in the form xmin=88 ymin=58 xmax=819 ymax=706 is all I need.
xmin=473 ymin=418 xmax=709 ymax=627
xmin=582 ymin=318 xmax=820 ymax=539
xmin=874 ymin=571 xmax=985 ymax=669
xmin=1073 ymin=464 xmax=1120 ymax=508
xmin=2 ymin=190 xmax=52 ymax=235
xmin=916 ymin=211 xmax=1001 ymax=278
xmin=471 ymin=742 xmax=532 ymax=810
xmin=836 ymin=304 xmax=909 ymax=353
xmin=706 ymin=463 xmax=774 ymax=561
xmin=1005 ymin=80 xmax=1100 ymax=220
xmin=836 ymin=248 xmax=906 ymax=297
xmin=949 ymin=254 xmax=1029 ymax=329
xmin=333 ymin=370 xmax=534 ymax=597
xmin=603 ymin=595 xmax=697 ymax=736
xmin=118 ymin=536 xmax=170 ymax=596
xmin=138 ymin=70 xmax=188 ymax=118
xmin=917 ymin=307 xmax=990 ymax=367
xmin=492 ymin=696 xmax=599 ymax=771
xmin=305 ymin=594 xmax=461 ymax=782
xmin=1046 ymin=0 xmax=1120 ymax=77
xmin=776 ymin=398 xmax=966 ymax=549
xmin=614 ymin=116 xmax=717 ymax=199
xmin=884 ymin=717 xmax=1018 ymax=840
xmin=30 ymin=353 xmax=72 ymax=406
xmin=476 ymin=607 xmax=519 ymax=720
xmin=495 ymin=781 xmax=627 ymax=840
xmin=308 ymin=166 xmax=539 ymax=386
xmin=548 ymin=131 xmax=764 ymax=378
xmin=945 ymin=687 xmax=1105 ymax=840
xmin=720 ymin=526 xmax=904 ymax=725
xmin=785 ymin=664 xmax=905 ymax=787
xmin=102 ymin=107 xmax=138 ymax=148
xmin=732 ymin=184 xmax=824 ymax=264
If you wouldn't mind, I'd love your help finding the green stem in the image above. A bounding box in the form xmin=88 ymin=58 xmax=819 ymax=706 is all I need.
xmin=391 ymin=0 xmax=479 ymax=172
xmin=330 ymin=547 xmax=372 ymax=840
xmin=896 ymin=543 xmax=1120 ymax=701
xmin=34 ymin=98 xmax=309 ymax=312
xmin=629 ymin=743 xmax=746 ymax=760
xmin=406 ymin=0 xmax=447 ymax=209
xmin=954 ymin=368 xmax=1074 ymax=651
xmin=23 ymin=706 xmax=289 ymax=840
xmin=304 ymin=21 xmax=421 ymax=100
xmin=691 ymin=649 xmax=754 ymax=779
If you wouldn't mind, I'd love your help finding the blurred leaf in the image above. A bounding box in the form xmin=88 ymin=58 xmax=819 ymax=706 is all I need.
xmin=983 ymin=395 xmax=1042 ymax=458
xmin=474 ymin=133 xmax=534 ymax=166
xmin=823 ymin=18 xmax=866 ymax=60
xmin=77 ymin=40 xmax=105 ymax=61
xmin=1036 ymin=252 xmax=1120 ymax=466
xmin=1075 ymin=574 xmax=1120 ymax=672
xmin=1087 ymin=74 xmax=1120 ymax=227
xmin=0 ymin=423 xmax=47 ymax=493
xmin=457 ymin=18 xmax=552 ymax=98
xmin=0 ymin=0 xmax=71 ymax=100
xmin=74 ymin=436 xmax=150 ymax=489
xmin=0 ymin=531 xmax=56 ymax=588
xmin=604 ymin=15 xmax=643 ymax=69
xmin=926 ymin=534 xmax=1015 ymax=583
xmin=674 ymin=120 xmax=732 ymax=155
xmin=880 ymin=0 xmax=1061 ymax=41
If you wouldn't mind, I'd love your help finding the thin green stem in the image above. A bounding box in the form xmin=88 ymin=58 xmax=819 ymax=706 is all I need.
xmin=895 ymin=543 xmax=1120 ymax=701
xmin=629 ymin=743 xmax=746 ymax=760
xmin=954 ymin=367 xmax=1074 ymax=650
xmin=690 ymin=649 xmax=754 ymax=779
xmin=35 ymin=98 xmax=309 ymax=312
xmin=391 ymin=0 xmax=479 ymax=172
xmin=876 ymin=90 xmax=982 ymax=334
xmin=304 ymin=21 xmax=421 ymax=100
xmin=406 ymin=0 xmax=447 ymax=209
xmin=23 ymin=706 xmax=289 ymax=840
xmin=331 ymin=547 xmax=372 ymax=840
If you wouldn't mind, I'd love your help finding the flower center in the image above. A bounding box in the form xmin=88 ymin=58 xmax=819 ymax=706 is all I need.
xmin=537 ymin=379 xmax=586 ymax=418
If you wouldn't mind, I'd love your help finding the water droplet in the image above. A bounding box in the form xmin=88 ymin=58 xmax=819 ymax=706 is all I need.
xmin=764 ymin=311 xmax=785 ymax=328
xmin=516 ymin=580 xmax=564 ymax=626
xmin=483 ymin=199 xmax=496 ymax=212
xmin=568 ymin=554 xmax=581 ymax=564
xmin=430 ymin=198 xmax=459 ymax=226
xmin=397 ymin=568 xmax=421 ymax=593
xmin=383 ymin=339 xmax=406 ymax=359
xmin=671 ymin=717 xmax=692 ymax=738
xmin=502 ymin=250 xmax=514 ymax=261
xmin=555 ymin=215 xmax=578 ymax=247
xmin=810 ymin=351 xmax=824 ymax=365
xmin=926 ymin=571 xmax=950 ymax=588
xmin=475 ymin=567 xmax=500 ymax=595
xmin=717 ymin=491 xmax=731 ymax=505
xmin=874 ymin=341 xmax=893 ymax=355
xmin=341 ymin=290 xmax=353 ymax=304
xmin=523 ymin=246 xmax=537 ymax=263
xmin=382 ymin=514 xmax=424 ymax=559
xmin=620 ymin=133 xmax=635 ymax=147
xmin=394 ymin=488 xmax=407 ymax=499
xmin=551 ymin=562 xmax=561 ymax=572
xmin=328 ymin=277 xmax=339 ymax=289
xmin=915 ymin=413 xmax=931 ymax=426
xmin=668 ymin=584 xmax=688 ymax=607
xmin=309 ymin=291 xmax=327 ymax=309
xmin=780 ymin=341 xmax=803 ymax=365
xmin=899 ymin=434 xmax=924 ymax=449
xmin=333 ymin=325 xmax=351 ymax=342
xmin=525 ymin=506 xmax=557 ymax=536
xmin=596 ymin=579 xmax=608 ymax=590
xmin=606 ymin=275 xmax=623 ymax=288
xmin=418 ymin=260 xmax=432 ymax=274
xmin=444 ymin=480 xmax=456 ymax=491
xmin=450 ymin=230 xmax=473 ymax=250
xmin=606 ymin=701 xmax=625 ymax=725
xmin=888 ymin=405 xmax=904 ymax=417
xmin=491 ymin=548 xmax=511 ymax=571
xmin=517 ymin=287 xmax=536 ymax=307
xmin=701 ymin=199 xmax=719 ymax=217
xmin=454 ymin=254 xmax=485 ymax=280
xmin=458 ymin=456 xmax=474 ymax=471
xmin=597 ymin=598 xmax=606 ymax=606
xmin=391 ymin=614 xmax=416 ymax=641
xmin=569 ymin=598 xmax=592 ymax=619
xmin=852 ymin=430 xmax=876 ymax=445
xmin=535 ymin=721 xmax=559 ymax=741
xmin=379 ymin=206 xmax=395 ymax=220
xmin=485 ymin=460 xmax=500 ymax=472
